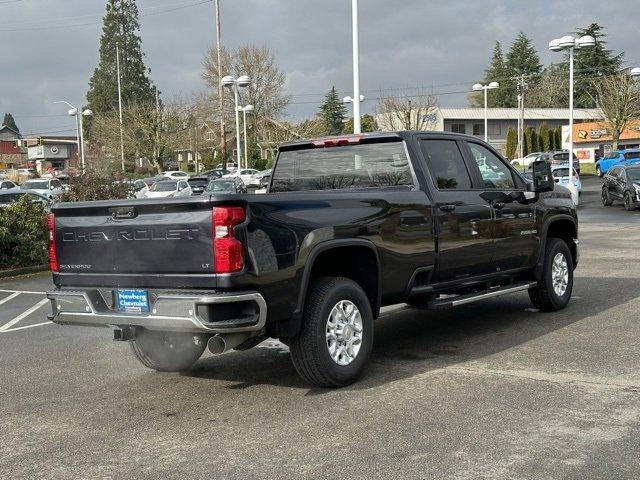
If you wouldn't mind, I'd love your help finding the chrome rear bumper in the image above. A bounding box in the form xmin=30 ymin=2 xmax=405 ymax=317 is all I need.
xmin=46 ymin=289 xmax=267 ymax=334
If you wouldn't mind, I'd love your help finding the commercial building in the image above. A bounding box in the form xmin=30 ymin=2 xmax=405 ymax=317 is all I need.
xmin=26 ymin=136 xmax=79 ymax=173
xmin=564 ymin=120 xmax=640 ymax=163
xmin=378 ymin=107 xmax=603 ymax=155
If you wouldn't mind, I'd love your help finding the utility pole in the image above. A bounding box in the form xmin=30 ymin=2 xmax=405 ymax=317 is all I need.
xmin=116 ymin=42 xmax=125 ymax=172
xmin=194 ymin=126 xmax=199 ymax=174
xmin=515 ymin=75 xmax=528 ymax=164
xmin=215 ymin=0 xmax=227 ymax=167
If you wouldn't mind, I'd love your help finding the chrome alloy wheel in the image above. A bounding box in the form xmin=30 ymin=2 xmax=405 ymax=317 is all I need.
xmin=326 ymin=300 xmax=363 ymax=366
xmin=551 ymin=252 xmax=569 ymax=297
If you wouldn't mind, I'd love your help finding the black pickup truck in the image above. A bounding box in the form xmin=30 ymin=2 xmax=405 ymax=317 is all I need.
xmin=47 ymin=132 xmax=578 ymax=387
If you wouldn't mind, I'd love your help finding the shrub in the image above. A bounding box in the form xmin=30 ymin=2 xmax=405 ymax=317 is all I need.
xmin=60 ymin=172 xmax=133 ymax=202
xmin=0 ymin=196 xmax=49 ymax=269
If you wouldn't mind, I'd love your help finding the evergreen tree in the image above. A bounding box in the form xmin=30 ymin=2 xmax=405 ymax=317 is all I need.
xmin=524 ymin=127 xmax=534 ymax=156
xmin=539 ymin=123 xmax=550 ymax=151
xmin=318 ymin=86 xmax=347 ymax=135
xmin=530 ymin=127 xmax=539 ymax=153
xmin=471 ymin=42 xmax=508 ymax=107
xmin=87 ymin=0 xmax=156 ymax=116
xmin=505 ymin=127 xmax=518 ymax=160
xmin=572 ymin=23 xmax=624 ymax=108
xmin=554 ymin=127 xmax=562 ymax=150
xmin=2 ymin=113 xmax=19 ymax=134
xmin=503 ymin=33 xmax=543 ymax=108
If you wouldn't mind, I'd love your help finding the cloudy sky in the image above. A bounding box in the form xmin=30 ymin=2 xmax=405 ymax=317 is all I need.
xmin=0 ymin=0 xmax=637 ymax=136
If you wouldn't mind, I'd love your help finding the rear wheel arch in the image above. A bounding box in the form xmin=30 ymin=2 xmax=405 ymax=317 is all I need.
xmin=294 ymin=240 xmax=381 ymax=327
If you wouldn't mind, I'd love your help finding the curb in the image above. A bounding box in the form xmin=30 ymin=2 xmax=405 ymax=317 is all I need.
xmin=0 ymin=265 xmax=49 ymax=279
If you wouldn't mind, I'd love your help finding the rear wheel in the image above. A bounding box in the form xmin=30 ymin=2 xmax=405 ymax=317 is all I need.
xmin=529 ymin=238 xmax=573 ymax=311
xmin=290 ymin=277 xmax=373 ymax=388
xmin=624 ymin=191 xmax=636 ymax=211
xmin=130 ymin=329 xmax=207 ymax=372
xmin=601 ymin=187 xmax=613 ymax=206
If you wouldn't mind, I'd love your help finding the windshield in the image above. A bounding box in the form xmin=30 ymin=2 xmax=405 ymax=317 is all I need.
xmin=22 ymin=181 xmax=48 ymax=190
xmin=150 ymin=182 xmax=177 ymax=192
xmin=552 ymin=168 xmax=575 ymax=177
xmin=623 ymin=151 xmax=640 ymax=160
xmin=206 ymin=181 xmax=235 ymax=192
xmin=627 ymin=169 xmax=640 ymax=182
xmin=271 ymin=142 xmax=412 ymax=192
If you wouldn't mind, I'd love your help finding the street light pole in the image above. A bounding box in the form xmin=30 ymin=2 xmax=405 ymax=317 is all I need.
xmin=472 ymin=82 xmax=499 ymax=143
xmin=351 ymin=0 xmax=361 ymax=134
xmin=238 ymin=105 xmax=254 ymax=168
xmin=549 ymin=35 xmax=596 ymax=205
xmin=116 ymin=42 xmax=125 ymax=172
xmin=52 ymin=100 xmax=83 ymax=172
xmin=221 ymin=75 xmax=250 ymax=171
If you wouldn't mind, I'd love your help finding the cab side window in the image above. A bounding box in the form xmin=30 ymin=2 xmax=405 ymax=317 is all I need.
xmin=467 ymin=142 xmax=516 ymax=190
xmin=420 ymin=139 xmax=472 ymax=190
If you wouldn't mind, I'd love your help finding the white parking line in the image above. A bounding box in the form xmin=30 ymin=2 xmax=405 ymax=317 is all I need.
xmin=0 ymin=321 xmax=53 ymax=333
xmin=0 ymin=292 xmax=21 ymax=305
xmin=0 ymin=298 xmax=50 ymax=332
xmin=0 ymin=289 xmax=46 ymax=295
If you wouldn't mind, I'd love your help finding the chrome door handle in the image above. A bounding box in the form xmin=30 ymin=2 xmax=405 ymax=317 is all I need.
xmin=439 ymin=204 xmax=456 ymax=212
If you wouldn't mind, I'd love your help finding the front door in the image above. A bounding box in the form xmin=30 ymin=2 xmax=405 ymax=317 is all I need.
xmin=418 ymin=137 xmax=494 ymax=283
xmin=463 ymin=141 xmax=538 ymax=272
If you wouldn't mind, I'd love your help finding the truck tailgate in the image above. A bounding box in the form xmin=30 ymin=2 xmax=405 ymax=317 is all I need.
xmin=53 ymin=199 xmax=214 ymax=275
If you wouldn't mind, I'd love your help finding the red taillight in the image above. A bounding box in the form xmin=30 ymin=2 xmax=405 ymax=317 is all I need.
xmin=212 ymin=206 xmax=245 ymax=273
xmin=47 ymin=213 xmax=59 ymax=272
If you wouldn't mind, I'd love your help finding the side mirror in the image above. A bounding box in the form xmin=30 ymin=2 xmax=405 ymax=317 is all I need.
xmin=532 ymin=160 xmax=554 ymax=193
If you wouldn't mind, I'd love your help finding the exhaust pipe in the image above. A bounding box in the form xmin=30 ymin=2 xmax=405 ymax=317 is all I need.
xmin=207 ymin=333 xmax=251 ymax=354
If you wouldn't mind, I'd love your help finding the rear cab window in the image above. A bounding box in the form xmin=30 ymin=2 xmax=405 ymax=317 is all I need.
xmin=271 ymin=141 xmax=414 ymax=192
xmin=419 ymin=139 xmax=472 ymax=190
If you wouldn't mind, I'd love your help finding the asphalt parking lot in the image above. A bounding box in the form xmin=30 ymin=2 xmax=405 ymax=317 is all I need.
xmin=1 ymin=176 xmax=639 ymax=479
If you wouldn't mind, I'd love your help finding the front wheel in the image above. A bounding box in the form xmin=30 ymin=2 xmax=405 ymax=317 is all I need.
xmin=602 ymin=187 xmax=613 ymax=206
xmin=529 ymin=238 xmax=574 ymax=311
xmin=290 ymin=277 xmax=374 ymax=388
xmin=130 ymin=329 xmax=207 ymax=372
xmin=624 ymin=191 xmax=636 ymax=211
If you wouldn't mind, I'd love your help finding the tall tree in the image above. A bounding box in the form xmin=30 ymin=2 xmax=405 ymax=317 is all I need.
xmin=318 ymin=87 xmax=347 ymax=135
xmin=377 ymin=94 xmax=438 ymax=131
xmin=502 ymin=33 xmax=543 ymax=108
xmin=592 ymin=72 xmax=640 ymax=150
xmin=539 ymin=123 xmax=551 ymax=151
xmin=572 ymin=23 xmax=624 ymax=108
xmin=505 ymin=127 xmax=518 ymax=160
xmin=343 ymin=114 xmax=377 ymax=134
xmin=471 ymin=42 xmax=508 ymax=107
xmin=87 ymin=0 xmax=156 ymax=116
xmin=2 ymin=113 xmax=19 ymax=134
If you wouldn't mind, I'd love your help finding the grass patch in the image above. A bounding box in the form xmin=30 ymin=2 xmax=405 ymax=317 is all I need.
xmin=579 ymin=163 xmax=597 ymax=176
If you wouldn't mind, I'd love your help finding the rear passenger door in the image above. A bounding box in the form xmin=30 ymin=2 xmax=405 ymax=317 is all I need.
xmin=463 ymin=141 xmax=538 ymax=272
xmin=418 ymin=137 xmax=494 ymax=282
xmin=607 ymin=167 xmax=623 ymax=198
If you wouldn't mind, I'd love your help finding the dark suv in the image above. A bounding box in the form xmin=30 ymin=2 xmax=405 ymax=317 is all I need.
xmin=602 ymin=164 xmax=640 ymax=211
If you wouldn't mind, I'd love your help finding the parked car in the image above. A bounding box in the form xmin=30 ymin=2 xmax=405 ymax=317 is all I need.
xmin=601 ymin=164 xmax=640 ymax=211
xmin=0 ymin=180 xmax=18 ymax=190
xmin=552 ymin=165 xmax=581 ymax=195
xmin=20 ymin=178 xmax=64 ymax=199
xmin=187 ymin=176 xmax=210 ymax=195
xmin=47 ymin=131 xmax=578 ymax=388
xmin=254 ymin=173 xmax=271 ymax=194
xmin=205 ymin=177 xmax=247 ymax=194
xmin=199 ymin=169 xmax=229 ymax=178
xmin=223 ymin=168 xmax=260 ymax=187
xmin=132 ymin=179 xmax=150 ymax=199
xmin=595 ymin=149 xmax=640 ymax=177
xmin=532 ymin=150 xmax=581 ymax=174
xmin=143 ymin=180 xmax=192 ymax=198
xmin=0 ymin=189 xmax=53 ymax=209
xmin=510 ymin=152 xmax=542 ymax=169
xmin=161 ymin=170 xmax=190 ymax=181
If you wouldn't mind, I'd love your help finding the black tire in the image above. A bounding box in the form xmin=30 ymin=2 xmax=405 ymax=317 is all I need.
xmin=601 ymin=187 xmax=613 ymax=206
xmin=529 ymin=238 xmax=573 ymax=311
xmin=596 ymin=165 xmax=603 ymax=177
xmin=624 ymin=191 xmax=636 ymax=211
xmin=290 ymin=277 xmax=373 ymax=388
xmin=130 ymin=329 xmax=207 ymax=372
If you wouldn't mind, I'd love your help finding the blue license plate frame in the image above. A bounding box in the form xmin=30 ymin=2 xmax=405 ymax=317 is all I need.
xmin=116 ymin=289 xmax=149 ymax=313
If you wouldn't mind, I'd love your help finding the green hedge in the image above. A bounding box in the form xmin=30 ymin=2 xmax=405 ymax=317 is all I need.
xmin=0 ymin=196 xmax=49 ymax=269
